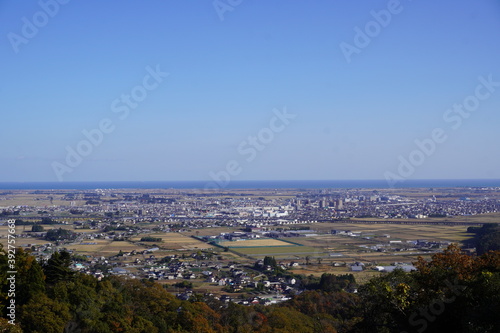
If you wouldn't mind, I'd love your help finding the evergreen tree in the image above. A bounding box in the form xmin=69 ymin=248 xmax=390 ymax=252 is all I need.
xmin=43 ymin=250 xmax=74 ymax=285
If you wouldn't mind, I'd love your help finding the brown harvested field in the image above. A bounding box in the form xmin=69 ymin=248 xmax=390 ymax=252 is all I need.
xmin=72 ymin=229 xmax=97 ymax=234
xmin=182 ymin=227 xmax=235 ymax=237
xmin=0 ymin=225 xmax=43 ymax=248
xmin=219 ymin=238 xmax=294 ymax=248
xmin=289 ymin=264 xmax=382 ymax=283
xmin=278 ymin=225 xmax=472 ymax=265
xmin=66 ymin=240 xmax=154 ymax=257
xmin=0 ymin=191 xmax=86 ymax=207
xmin=130 ymin=233 xmax=212 ymax=250
xmin=309 ymin=223 xmax=472 ymax=243
xmin=220 ymin=251 xmax=244 ymax=259
xmin=66 ymin=239 xmax=112 ymax=255
xmin=0 ymin=225 xmax=102 ymax=249
xmin=343 ymin=252 xmax=433 ymax=264
xmin=230 ymin=246 xmax=319 ymax=259
xmin=0 ymin=237 xmax=44 ymax=249
xmin=289 ymin=235 xmax=356 ymax=247
xmin=97 ymin=241 xmax=150 ymax=256
xmin=350 ymin=212 xmax=500 ymax=224
xmin=455 ymin=212 xmax=500 ymax=223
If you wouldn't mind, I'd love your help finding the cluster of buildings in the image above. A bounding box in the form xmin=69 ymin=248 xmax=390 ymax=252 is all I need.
xmin=3 ymin=187 xmax=499 ymax=230
xmin=1 ymin=187 xmax=499 ymax=305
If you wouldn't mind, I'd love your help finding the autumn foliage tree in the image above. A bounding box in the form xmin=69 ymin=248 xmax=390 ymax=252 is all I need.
xmin=0 ymin=246 xmax=499 ymax=332
xmin=357 ymin=244 xmax=500 ymax=333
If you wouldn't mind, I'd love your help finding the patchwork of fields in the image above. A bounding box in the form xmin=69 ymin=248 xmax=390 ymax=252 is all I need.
xmin=0 ymin=221 xmax=476 ymax=265
xmin=207 ymin=222 xmax=475 ymax=262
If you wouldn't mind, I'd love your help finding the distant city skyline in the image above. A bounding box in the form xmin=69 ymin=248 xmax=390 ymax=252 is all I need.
xmin=2 ymin=1 xmax=500 ymax=183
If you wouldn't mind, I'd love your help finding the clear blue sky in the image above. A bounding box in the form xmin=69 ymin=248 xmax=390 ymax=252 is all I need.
xmin=2 ymin=0 xmax=500 ymax=182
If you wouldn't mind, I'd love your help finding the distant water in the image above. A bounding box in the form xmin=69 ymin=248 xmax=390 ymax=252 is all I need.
xmin=0 ymin=179 xmax=499 ymax=190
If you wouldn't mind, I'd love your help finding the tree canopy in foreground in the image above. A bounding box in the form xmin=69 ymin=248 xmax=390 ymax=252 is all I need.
xmin=1 ymin=244 xmax=499 ymax=332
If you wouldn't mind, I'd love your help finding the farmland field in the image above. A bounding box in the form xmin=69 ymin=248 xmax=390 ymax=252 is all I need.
xmin=229 ymin=245 xmax=320 ymax=259
xmin=66 ymin=239 xmax=114 ymax=255
xmin=219 ymin=238 xmax=295 ymax=248
xmin=130 ymin=233 xmax=213 ymax=250
xmin=309 ymin=223 xmax=472 ymax=243
xmin=0 ymin=191 xmax=87 ymax=207
xmin=97 ymin=240 xmax=151 ymax=255
xmin=210 ymin=221 xmax=476 ymax=264
xmin=217 ymin=238 xmax=325 ymax=259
